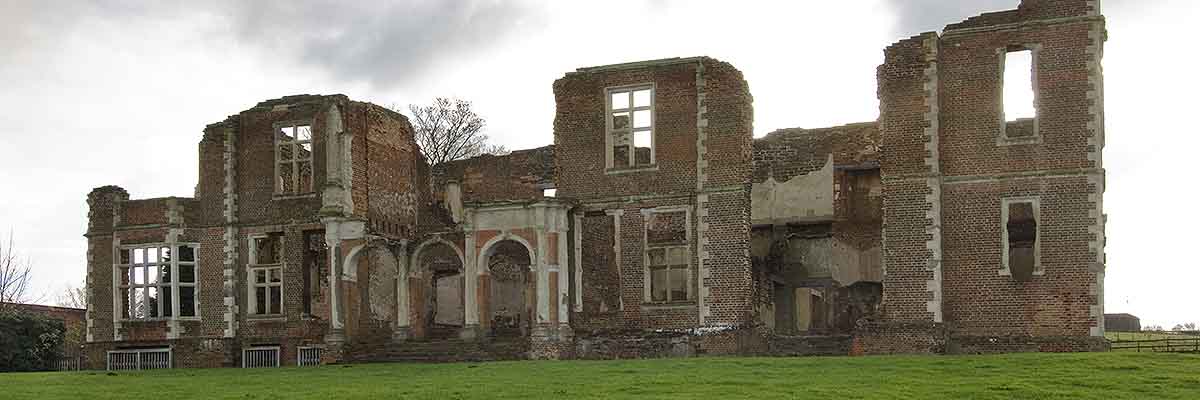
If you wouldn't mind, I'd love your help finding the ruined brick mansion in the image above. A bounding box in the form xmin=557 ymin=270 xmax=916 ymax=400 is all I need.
xmin=82 ymin=0 xmax=1107 ymax=368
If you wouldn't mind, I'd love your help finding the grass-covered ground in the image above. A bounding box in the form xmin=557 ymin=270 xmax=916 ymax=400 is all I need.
xmin=3 ymin=352 xmax=1198 ymax=399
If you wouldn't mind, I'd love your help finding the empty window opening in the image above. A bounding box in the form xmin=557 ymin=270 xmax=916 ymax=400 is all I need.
xmin=116 ymin=244 xmax=198 ymax=320
xmin=276 ymin=124 xmax=314 ymax=195
xmin=607 ymin=87 xmax=654 ymax=169
xmin=543 ymin=188 xmax=557 ymax=197
xmin=301 ymin=231 xmax=327 ymax=316
xmin=1003 ymin=50 xmax=1036 ymax=122
xmin=250 ymin=235 xmax=283 ymax=316
xmin=1005 ymin=201 xmax=1038 ymax=281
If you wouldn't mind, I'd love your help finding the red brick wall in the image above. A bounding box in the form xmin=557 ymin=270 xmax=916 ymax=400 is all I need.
xmin=555 ymin=58 xmax=753 ymax=332
xmin=874 ymin=0 xmax=1105 ymax=351
xmin=434 ymin=146 xmax=555 ymax=204
xmin=86 ymin=94 xmax=424 ymax=367
xmin=554 ymin=61 xmax=700 ymax=199
xmin=878 ymin=32 xmax=941 ymax=324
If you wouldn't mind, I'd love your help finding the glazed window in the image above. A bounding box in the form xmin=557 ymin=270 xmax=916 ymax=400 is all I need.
xmin=645 ymin=210 xmax=689 ymax=303
xmin=249 ymin=235 xmax=284 ymax=316
xmin=607 ymin=86 xmax=654 ymax=169
xmin=116 ymin=244 xmax=199 ymax=319
xmin=276 ymin=123 xmax=314 ymax=195
xmin=1002 ymin=198 xmax=1040 ymax=281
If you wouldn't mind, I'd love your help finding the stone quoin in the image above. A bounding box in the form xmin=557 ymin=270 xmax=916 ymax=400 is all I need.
xmin=82 ymin=0 xmax=1107 ymax=368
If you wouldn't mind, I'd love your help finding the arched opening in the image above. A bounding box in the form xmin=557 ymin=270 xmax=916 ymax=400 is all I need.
xmin=412 ymin=241 xmax=464 ymax=340
xmin=482 ymin=239 xmax=534 ymax=338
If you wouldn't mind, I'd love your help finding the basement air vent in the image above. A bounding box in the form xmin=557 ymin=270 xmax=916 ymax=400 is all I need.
xmin=243 ymin=346 xmax=281 ymax=368
xmin=107 ymin=348 xmax=171 ymax=371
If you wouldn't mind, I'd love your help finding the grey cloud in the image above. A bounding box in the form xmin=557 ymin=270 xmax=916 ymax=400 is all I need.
xmin=0 ymin=1 xmax=543 ymax=90
xmin=222 ymin=1 xmax=543 ymax=90
xmin=885 ymin=0 xmax=1019 ymax=34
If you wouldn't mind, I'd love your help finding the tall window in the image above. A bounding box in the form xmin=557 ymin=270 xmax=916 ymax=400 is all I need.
xmin=301 ymin=231 xmax=327 ymax=316
xmin=249 ymin=235 xmax=283 ymax=316
xmin=1001 ymin=47 xmax=1039 ymax=140
xmin=645 ymin=210 xmax=689 ymax=303
xmin=116 ymin=244 xmax=198 ymax=319
xmin=607 ymin=86 xmax=654 ymax=169
xmin=276 ymin=123 xmax=314 ymax=195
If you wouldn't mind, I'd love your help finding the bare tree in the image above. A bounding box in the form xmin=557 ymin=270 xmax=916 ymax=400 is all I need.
xmin=402 ymin=97 xmax=508 ymax=166
xmin=0 ymin=231 xmax=38 ymax=308
xmin=56 ymin=282 xmax=87 ymax=310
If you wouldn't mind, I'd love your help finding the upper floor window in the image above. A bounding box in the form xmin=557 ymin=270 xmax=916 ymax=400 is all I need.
xmin=276 ymin=123 xmax=314 ymax=195
xmin=117 ymin=244 xmax=199 ymax=320
xmin=249 ymin=235 xmax=283 ymax=316
xmin=606 ymin=86 xmax=654 ymax=170
xmin=1000 ymin=46 xmax=1040 ymax=143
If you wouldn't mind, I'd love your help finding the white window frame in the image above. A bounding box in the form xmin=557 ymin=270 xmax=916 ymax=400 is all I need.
xmin=114 ymin=243 xmax=200 ymax=321
xmin=641 ymin=206 xmax=692 ymax=304
xmin=247 ymin=234 xmax=285 ymax=317
xmin=997 ymin=44 xmax=1043 ymax=145
xmin=605 ymin=84 xmax=656 ymax=171
xmin=1000 ymin=196 xmax=1043 ymax=277
xmin=274 ymin=121 xmax=315 ymax=196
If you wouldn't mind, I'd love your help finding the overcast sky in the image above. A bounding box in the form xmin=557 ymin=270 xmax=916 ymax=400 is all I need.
xmin=1 ymin=0 xmax=1195 ymax=328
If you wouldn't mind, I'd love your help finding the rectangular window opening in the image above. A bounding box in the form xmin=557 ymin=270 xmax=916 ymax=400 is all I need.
xmin=297 ymin=347 xmax=323 ymax=367
xmin=250 ymin=235 xmax=285 ymax=316
xmin=302 ymin=231 xmax=327 ymax=316
xmin=1003 ymin=49 xmax=1037 ymax=140
xmin=107 ymin=348 xmax=171 ymax=371
xmin=646 ymin=210 xmax=689 ymax=303
xmin=116 ymin=244 xmax=199 ymax=320
xmin=242 ymin=346 xmax=281 ymax=368
xmin=1005 ymin=200 xmax=1038 ymax=281
xmin=606 ymin=86 xmax=654 ymax=170
xmin=276 ymin=123 xmax=314 ymax=195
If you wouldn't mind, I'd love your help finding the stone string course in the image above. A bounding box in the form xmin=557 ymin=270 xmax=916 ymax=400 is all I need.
xmin=81 ymin=0 xmax=1106 ymax=368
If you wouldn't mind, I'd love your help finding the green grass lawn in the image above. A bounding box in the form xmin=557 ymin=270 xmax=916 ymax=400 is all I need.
xmin=3 ymin=353 xmax=1198 ymax=399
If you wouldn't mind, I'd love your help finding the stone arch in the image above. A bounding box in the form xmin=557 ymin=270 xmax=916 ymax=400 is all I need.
xmin=477 ymin=236 xmax=537 ymax=337
xmin=365 ymin=245 xmax=399 ymax=322
xmin=409 ymin=237 xmax=467 ymax=340
xmin=477 ymin=232 xmax=536 ymax=274
xmin=340 ymin=239 xmax=402 ymax=337
xmin=410 ymin=237 xmax=466 ymax=277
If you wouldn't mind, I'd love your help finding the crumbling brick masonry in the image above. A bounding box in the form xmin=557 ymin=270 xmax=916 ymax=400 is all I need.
xmin=82 ymin=0 xmax=1106 ymax=368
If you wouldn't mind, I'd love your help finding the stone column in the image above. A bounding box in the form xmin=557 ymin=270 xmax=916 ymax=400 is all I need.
xmin=461 ymin=229 xmax=481 ymax=340
xmin=393 ymin=242 xmax=410 ymax=342
xmin=324 ymin=236 xmax=345 ymax=344
xmin=557 ymin=213 xmax=572 ymax=328
xmin=535 ymin=228 xmax=550 ymax=329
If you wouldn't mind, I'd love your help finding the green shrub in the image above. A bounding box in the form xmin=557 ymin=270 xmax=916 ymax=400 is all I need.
xmin=0 ymin=309 xmax=65 ymax=372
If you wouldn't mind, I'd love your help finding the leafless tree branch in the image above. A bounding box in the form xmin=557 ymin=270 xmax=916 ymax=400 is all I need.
xmin=0 ymin=230 xmax=38 ymax=309
xmin=56 ymin=281 xmax=87 ymax=310
xmin=399 ymin=97 xmax=507 ymax=166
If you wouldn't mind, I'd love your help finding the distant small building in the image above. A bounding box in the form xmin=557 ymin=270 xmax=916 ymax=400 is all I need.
xmin=1 ymin=302 xmax=87 ymax=350
xmin=1105 ymin=313 xmax=1142 ymax=332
